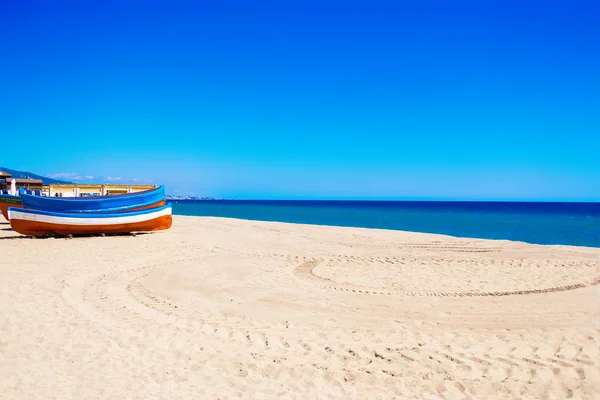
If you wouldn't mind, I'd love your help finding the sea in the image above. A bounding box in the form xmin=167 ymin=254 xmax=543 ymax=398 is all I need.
xmin=170 ymin=200 xmax=600 ymax=248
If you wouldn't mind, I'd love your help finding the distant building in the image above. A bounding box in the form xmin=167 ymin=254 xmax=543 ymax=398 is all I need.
xmin=1 ymin=168 xmax=157 ymax=197
xmin=0 ymin=169 xmax=44 ymax=193
xmin=44 ymin=183 xmax=157 ymax=197
xmin=0 ymin=170 xmax=11 ymax=191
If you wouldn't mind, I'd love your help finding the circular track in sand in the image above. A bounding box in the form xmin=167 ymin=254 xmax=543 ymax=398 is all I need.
xmin=294 ymin=256 xmax=600 ymax=297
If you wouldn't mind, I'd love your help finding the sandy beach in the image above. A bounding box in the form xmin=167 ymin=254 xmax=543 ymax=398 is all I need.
xmin=1 ymin=215 xmax=599 ymax=399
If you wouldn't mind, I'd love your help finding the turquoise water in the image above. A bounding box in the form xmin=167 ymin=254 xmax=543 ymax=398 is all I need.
xmin=171 ymin=200 xmax=600 ymax=247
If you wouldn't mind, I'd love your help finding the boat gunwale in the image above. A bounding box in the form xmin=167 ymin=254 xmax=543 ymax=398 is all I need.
xmin=0 ymin=194 xmax=21 ymax=200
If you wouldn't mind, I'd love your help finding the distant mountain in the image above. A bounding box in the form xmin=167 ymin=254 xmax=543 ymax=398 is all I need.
xmin=0 ymin=167 xmax=72 ymax=184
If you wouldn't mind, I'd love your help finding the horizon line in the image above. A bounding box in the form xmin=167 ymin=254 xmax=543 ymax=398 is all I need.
xmin=166 ymin=197 xmax=600 ymax=204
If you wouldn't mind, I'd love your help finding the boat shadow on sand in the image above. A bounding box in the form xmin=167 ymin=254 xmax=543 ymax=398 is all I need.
xmin=0 ymin=232 xmax=153 ymax=240
xmin=0 ymin=235 xmax=31 ymax=240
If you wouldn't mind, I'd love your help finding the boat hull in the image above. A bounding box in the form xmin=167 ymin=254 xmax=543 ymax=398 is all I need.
xmin=8 ymin=205 xmax=172 ymax=236
xmin=0 ymin=195 xmax=22 ymax=221
xmin=20 ymin=186 xmax=165 ymax=212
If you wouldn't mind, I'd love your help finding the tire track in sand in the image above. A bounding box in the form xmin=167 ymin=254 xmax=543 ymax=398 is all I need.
xmin=292 ymin=257 xmax=600 ymax=297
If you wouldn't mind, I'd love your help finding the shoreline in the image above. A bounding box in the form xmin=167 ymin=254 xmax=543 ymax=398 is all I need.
xmin=1 ymin=215 xmax=599 ymax=399
xmin=3 ymin=213 xmax=599 ymax=251
xmin=173 ymin=214 xmax=600 ymax=250
xmin=4 ymin=214 xmax=600 ymax=252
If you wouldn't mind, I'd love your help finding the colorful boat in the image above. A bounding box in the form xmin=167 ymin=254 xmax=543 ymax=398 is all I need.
xmin=20 ymin=186 xmax=165 ymax=213
xmin=8 ymin=204 xmax=172 ymax=237
xmin=0 ymin=194 xmax=22 ymax=221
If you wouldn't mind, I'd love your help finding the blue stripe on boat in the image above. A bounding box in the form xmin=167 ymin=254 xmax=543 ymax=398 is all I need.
xmin=20 ymin=186 xmax=165 ymax=212
xmin=62 ymin=198 xmax=165 ymax=213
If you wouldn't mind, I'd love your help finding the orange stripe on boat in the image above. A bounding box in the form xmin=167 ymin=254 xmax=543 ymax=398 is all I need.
xmin=128 ymin=199 xmax=166 ymax=211
xmin=10 ymin=215 xmax=172 ymax=236
xmin=0 ymin=201 xmax=22 ymax=221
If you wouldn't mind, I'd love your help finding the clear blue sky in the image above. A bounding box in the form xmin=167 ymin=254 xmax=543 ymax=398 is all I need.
xmin=1 ymin=0 xmax=599 ymax=200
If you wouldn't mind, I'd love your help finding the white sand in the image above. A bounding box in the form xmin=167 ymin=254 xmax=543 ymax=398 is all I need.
xmin=1 ymin=216 xmax=599 ymax=399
